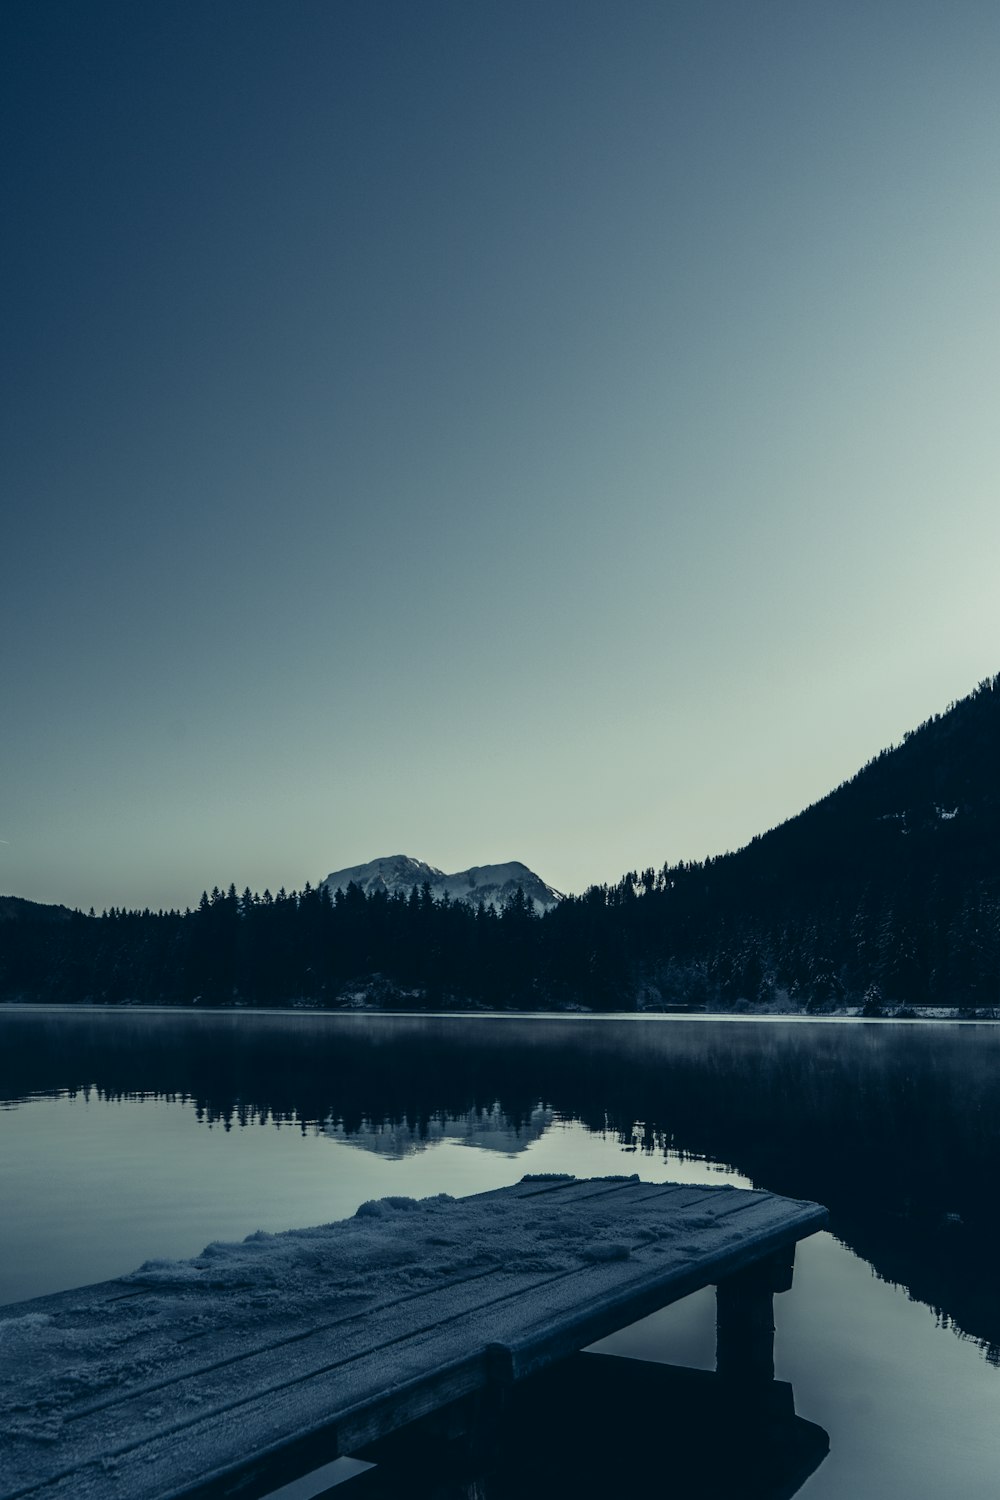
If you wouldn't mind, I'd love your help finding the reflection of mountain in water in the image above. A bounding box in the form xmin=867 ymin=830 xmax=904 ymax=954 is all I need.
xmin=4 ymin=1010 xmax=1000 ymax=1362
xmin=321 ymin=1102 xmax=553 ymax=1158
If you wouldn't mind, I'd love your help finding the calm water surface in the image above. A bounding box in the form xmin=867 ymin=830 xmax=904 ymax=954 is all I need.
xmin=2 ymin=1008 xmax=999 ymax=1499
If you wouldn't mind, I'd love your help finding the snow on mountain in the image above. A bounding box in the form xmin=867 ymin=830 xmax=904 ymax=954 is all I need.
xmin=320 ymin=854 xmax=563 ymax=914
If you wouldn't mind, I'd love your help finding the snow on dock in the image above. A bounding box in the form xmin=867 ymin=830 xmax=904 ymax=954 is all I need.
xmin=0 ymin=1176 xmax=828 ymax=1500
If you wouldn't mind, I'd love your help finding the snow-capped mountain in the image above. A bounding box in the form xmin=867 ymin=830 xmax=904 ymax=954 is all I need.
xmin=320 ymin=854 xmax=562 ymax=914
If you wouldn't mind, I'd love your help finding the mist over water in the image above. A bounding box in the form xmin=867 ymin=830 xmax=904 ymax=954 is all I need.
xmin=2 ymin=1009 xmax=999 ymax=1498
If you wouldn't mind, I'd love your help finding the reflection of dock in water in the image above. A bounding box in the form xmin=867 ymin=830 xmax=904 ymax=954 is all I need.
xmin=0 ymin=1177 xmax=828 ymax=1500
xmin=355 ymin=1354 xmax=829 ymax=1500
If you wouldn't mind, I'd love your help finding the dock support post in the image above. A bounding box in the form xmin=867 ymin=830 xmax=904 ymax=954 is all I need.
xmin=715 ymin=1247 xmax=794 ymax=1386
xmin=355 ymin=1389 xmax=504 ymax=1500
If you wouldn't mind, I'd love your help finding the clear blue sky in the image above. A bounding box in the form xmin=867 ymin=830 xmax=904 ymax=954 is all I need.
xmin=4 ymin=1 xmax=999 ymax=912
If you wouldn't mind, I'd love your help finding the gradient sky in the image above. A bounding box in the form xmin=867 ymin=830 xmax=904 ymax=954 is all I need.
xmin=4 ymin=0 xmax=999 ymax=913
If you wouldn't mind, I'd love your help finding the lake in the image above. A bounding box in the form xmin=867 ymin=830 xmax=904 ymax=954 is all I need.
xmin=2 ymin=1007 xmax=999 ymax=1498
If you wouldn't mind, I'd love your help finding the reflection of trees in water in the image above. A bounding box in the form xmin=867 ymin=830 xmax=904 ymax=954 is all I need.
xmin=4 ymin=1013 xmax=1000 ymax=1360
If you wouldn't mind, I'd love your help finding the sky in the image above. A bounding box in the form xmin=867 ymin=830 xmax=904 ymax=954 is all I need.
xmin=3 ymin=0 xmax=999 ymax=913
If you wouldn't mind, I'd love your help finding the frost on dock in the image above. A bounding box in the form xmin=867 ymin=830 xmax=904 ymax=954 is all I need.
xmin=0 ymin=1176 xmax=827 ymax=1500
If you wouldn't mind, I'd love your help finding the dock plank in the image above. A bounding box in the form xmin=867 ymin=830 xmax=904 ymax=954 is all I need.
xmin=0 ymin=1177 xmax=827 ymax=1500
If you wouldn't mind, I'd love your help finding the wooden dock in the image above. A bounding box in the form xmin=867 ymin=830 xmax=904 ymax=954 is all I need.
xmin=0 ymin=1176 xmax=828 ymax=1500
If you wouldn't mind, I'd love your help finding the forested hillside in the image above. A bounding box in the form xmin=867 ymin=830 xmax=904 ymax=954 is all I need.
xmin=2 ymin=677 xmax=998 ymax=1012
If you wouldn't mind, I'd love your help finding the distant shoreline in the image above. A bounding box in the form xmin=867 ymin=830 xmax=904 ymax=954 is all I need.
xmin=1 ymin=1001 xmax=996 ymax=1024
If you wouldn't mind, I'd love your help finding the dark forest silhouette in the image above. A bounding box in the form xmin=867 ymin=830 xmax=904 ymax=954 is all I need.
xmin=2 ymin=676 xmax=998 ymax=1011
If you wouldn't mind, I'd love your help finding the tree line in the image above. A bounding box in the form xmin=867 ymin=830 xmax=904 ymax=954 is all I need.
xmin=2 ymin=675 xmax=997 ymax=1012
xmin=1 ymin=859 xmax=996 ymax=1012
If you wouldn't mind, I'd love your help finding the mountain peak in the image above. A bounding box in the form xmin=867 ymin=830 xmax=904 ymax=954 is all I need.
xmin=321 ymin=855 xmax=562 ymax=914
